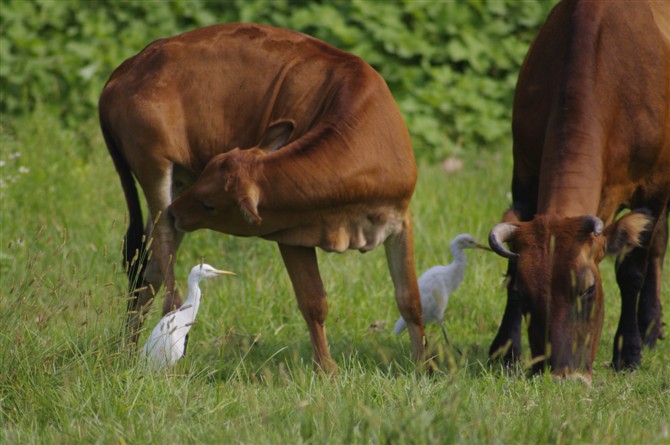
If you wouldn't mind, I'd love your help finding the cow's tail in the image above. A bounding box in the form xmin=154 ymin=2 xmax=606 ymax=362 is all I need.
xmin=100 ymin=116 xmax=147 ymax=292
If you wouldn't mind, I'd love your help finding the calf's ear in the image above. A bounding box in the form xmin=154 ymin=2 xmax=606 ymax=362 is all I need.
xmin=239 ymin=184 xmax=262 ymax=225
xmin=603 ymin=211 xmax=653 ymax=256
xmin=258 ymin=119 xmax=295 ymax=152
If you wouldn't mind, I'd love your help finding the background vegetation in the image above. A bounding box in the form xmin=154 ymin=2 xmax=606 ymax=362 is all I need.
xmin=2 ymin=1 xmax=669 ymax=444
xmin=1 ymin=0 xmax=554 ymax=162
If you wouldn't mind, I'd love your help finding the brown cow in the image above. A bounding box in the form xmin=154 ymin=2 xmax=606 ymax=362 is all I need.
xmin=487 ymin=0 xmax=670 ymax=378
xmin=99 ymin=23 xmax=425 ymax=373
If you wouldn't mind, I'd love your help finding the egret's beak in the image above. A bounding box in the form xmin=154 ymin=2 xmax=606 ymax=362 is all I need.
xmin=474 ymin=242 xmax=492 ymax=251
xmin=213 ymin=269 xmax=236 ymax=276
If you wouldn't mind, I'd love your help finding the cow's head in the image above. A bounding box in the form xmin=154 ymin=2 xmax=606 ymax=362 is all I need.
xmin=170 ymin=121 xmax=296 ymax=233
xmin=488 ymin=211 xmax=651 ymax=377
xmin=170 ymin=148 xmax=264 ymax=234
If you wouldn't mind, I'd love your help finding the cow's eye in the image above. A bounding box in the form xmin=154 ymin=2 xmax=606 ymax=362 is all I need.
xmin=583 ymin=284 xmax=596 ymax=299
xmin=574 ymin=283 xmax=597 ymax=318
xmin=575 ymin=284 xmax=596 ymax=302
xmin=201 ymin=201 xmax=215 ymax=212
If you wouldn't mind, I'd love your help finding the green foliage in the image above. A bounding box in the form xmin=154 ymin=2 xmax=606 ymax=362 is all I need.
xmin=0 ymin=0 xmax=555 ymax=162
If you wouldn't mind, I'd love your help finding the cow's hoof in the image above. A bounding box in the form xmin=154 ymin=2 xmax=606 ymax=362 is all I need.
xmin=610 ymin=359 xmax=640 ymax=372
xmin=641 ymin=320 xmax=665 ymax=348
xmin=488 ymin=340 xmax=520 ymax=369
xmin=611 ymin=347 xmax=642 ymax=371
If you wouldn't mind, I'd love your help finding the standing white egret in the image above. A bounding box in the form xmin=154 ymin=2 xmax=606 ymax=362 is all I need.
xmin=393 ymin=234 xmax=490 ymax=351
xmin=141 ymin=263 xmax=235 ymax=369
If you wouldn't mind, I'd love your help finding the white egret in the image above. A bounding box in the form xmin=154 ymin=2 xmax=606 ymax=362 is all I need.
xmin=393 ymin=234 xmax=490 ymax=352
xmin=141 ymin=263 xmax=234 ymax=369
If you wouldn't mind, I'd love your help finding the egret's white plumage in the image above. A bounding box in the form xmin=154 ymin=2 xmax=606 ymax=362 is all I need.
xmin=141 ymin=263 xmax=234 ymax=369
xmin=393 ymin=234 xmax=490 ymax=347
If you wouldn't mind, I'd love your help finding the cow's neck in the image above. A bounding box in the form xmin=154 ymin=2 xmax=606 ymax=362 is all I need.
xmin=537 ymin=135 xmax=604 ymax=217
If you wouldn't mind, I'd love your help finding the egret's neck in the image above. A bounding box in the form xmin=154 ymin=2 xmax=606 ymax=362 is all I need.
xmin=450 ymin=247 xmax=468 ymax=267
xmin=185 ymin=279 xmax=203 ymax=318
xmin=445 ymin=247 xmax=468 ymax=290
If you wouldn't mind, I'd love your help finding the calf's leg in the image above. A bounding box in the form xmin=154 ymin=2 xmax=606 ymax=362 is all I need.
xmin=278 ymin=243 xmax=337 ymax=374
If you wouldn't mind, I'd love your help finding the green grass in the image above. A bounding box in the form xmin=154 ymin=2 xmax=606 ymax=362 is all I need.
xmin=1 ymin=110 xmax=669 ymax=444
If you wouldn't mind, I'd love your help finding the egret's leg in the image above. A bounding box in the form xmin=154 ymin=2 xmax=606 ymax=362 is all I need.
xmin=384 ymin=218 xmax=426 ymax=368
xmin=440 ymin=322 xmax=462 ymax=356
xmin=183 ymin=334 xmax=190 ymax=357
xmin=278 ymin=243 xmax=337 ymax=374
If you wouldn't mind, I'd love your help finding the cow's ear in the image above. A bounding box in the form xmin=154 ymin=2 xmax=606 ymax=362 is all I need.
xmin=502 ymin=208 xmax=521 ymax=224
xmin=259 ymin=119 xmax=295 ymax=152
xmin=239 ymin=185 xmax=262 ymax=225
xmin=603 ymin=211 xmax=653 ymax=256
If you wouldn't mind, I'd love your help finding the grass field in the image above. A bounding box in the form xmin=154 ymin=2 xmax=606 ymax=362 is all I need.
xmin=1 ymin=110 xmax=669 ymax=444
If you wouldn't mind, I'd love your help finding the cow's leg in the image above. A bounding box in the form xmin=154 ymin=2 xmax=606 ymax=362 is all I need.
xmin=124 ymin=168 xmax=184 ymax=345
xmin=637 ymin=208 xmax=667 ymax=348
xmin=488 ymin=200 xmax=530 ymax=366
xmin=278 ymin=243 xmax=336 ymax=374
xmin=488 ymin=260 xmax=523 ymax=365
xmin=145 ymin=209 xmax=185 ymax=315
xmin=612 ymin=246 xmax=649 ymax=370
xmin=384 ymin=220 xmax=426 ymax=367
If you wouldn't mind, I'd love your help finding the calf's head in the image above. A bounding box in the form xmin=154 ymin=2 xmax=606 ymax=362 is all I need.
xmin=170 ymin=148 xmax=263 ymax=234
xmin=488 ymin=211 xmax=651 ymax=376
xmin=170 ymin=121 xmax=297 ymax=233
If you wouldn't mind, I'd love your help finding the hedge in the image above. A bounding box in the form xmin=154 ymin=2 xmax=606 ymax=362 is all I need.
xmin=0 ymin=0 xmax=555 ymax=162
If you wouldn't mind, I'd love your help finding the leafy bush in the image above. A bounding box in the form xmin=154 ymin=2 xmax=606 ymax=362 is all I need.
xmin=0 ymin=0 xmax=555 ymax=162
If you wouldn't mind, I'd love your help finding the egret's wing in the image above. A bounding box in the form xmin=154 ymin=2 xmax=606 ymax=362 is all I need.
xmin=432 ymin=287 xmax=446 ymax=318
xmin=418 ymin=285 xmax=440 ymax=325
xmin=418 ymin=267 xmax=449 ymax=324
xmin=167 ymin=325 xmax=191 ymax=364
xmin=143 ymin=316 xmax=168 ymax=354
xmin=392 ymin=316 xmax=407 ymax=334
xmin=142 ymin=302 xmax=198 ymax=368
xmin=142 ymin=333 xmax=171 ymax=369
xmin=142 ymin=313 xmax=186 ymax=369
xmin=171 ymin=306 xmax=196 ymax=327
xmin=176 ymin=304 xmax=193 ymax=312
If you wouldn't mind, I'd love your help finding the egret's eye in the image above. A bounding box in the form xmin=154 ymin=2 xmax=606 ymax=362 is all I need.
xmin=201 ymin=201 xmax=215 ymax=212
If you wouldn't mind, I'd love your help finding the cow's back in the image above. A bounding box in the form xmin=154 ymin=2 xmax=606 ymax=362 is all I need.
xmin=510 ymin=0 xmax=670 ymax=218
xmin=99 ymin=23 xmax=412 ymax=180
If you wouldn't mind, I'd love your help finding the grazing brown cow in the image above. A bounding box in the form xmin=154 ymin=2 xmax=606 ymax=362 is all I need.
xmin=487 ymin=0 xmax=670 ymax=378
xmin=99 ymin=23 xmax=425 ymax=373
